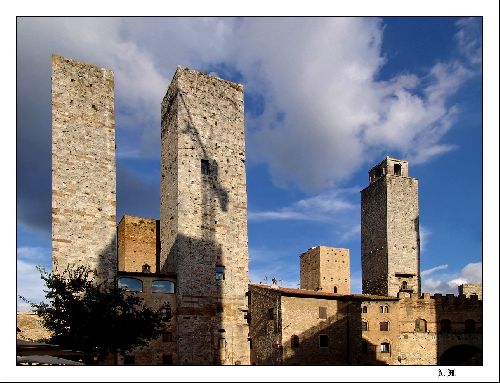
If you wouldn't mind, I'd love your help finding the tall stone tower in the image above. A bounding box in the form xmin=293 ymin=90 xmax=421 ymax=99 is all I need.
xmin=51 ymin=55 xmax=117 ymax=283
xmin=300 ymin=246 xmax=350 ymax=294
xmin=160 ymin=67 xmax=250 ymax=365
xmin=361 ymin=157 xmax=420 ymax=297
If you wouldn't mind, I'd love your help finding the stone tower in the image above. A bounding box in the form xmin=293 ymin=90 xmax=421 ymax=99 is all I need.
xmin=361 ymin=157 xmax=420 ymax=297
xmin=51 ymin=55 xmax=117 ymax=283
xmin=300 ymin=246 xmax=350 ymax=294
xmin=160 ymin=67 xmax=250 ymax=365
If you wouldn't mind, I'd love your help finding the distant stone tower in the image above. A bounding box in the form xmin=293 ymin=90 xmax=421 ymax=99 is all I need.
xmin=361 ymin=157 xmax=420 ymax=297
xmin=51 ymin=55 xmax=117 ymax=283
xmin=160 ymin=67 xmax=249 ymax=365
xmin=300 ymin=246 xmax=350 ymax=294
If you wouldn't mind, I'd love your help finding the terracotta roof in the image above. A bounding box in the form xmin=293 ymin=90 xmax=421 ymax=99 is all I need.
xmin=248 ymin=284 xmax=398 ymax=301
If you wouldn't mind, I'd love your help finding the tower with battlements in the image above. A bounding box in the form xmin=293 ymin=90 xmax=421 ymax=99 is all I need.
xmin=361 ymin=157 xmax=420 ymax=297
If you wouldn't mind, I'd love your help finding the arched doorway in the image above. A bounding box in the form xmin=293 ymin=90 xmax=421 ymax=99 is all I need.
xmin=439 ymin=344 xmax=482 ymax=365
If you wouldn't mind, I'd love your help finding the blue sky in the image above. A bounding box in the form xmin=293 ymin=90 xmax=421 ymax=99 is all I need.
xmin=16 ymin=17 xmax=485 ymax=310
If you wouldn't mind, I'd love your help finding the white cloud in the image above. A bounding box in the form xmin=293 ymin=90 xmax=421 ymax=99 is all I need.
xmin=419 ymin=226 xmax=432 ymax=253
xmin=455 ymin=17 xmax=482 ymax=66
xmin=421 ymin=261 xmax=482 ymax=294
xmin=17 ymin=259 xmax=48 ymax=312
xmin=17 ymin=246 xmax=50 ymax=262
xmin=17 ymin=17 xmax=479 ymax=193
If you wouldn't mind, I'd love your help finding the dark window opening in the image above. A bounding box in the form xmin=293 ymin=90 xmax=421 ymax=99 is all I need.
xmin=401 ymin=281 xmax=408 ymax=290
xmin=380 ymin=305 xmax=389 ymax=313
xmin=162 ymin=354 xmax=173 ymax=365
xmin=361 ymin=341 xmax=368 ymax=354
xmin=362 ymin=321 xmax=369 ymax=331
xmin=319 ymin=306 xmax=327 ymax=319
xmin=124 ymin=355 xmax=135 ymax=365
xmin=381 ymin=342 xmax=390 ymax=353
xmin=465 ymin=319 xmax=476 ymax=333
xmin=380 ymin=321 xmax=389 ymax=331
xmin=201 ymin=159 xmax=210 ymax=175
xmin=362 ymin=306 xmax=368 ymax=313
xmin=333 ymin=286 xmax=338 ymax=293
xmin=142 ymin=263 xmax=151 ymax=273
xmin=291 ymin=335 xmax=300 ymax=348
xmin=162 ymin=331 xmax=173 ymax=342
xmin=319 ymin=334 xmax=329 ymax=348
xmin=268 ymin=308 xmax=274 ymax=320
xmin=394 ymin=163 xmax=402 ymax=176
xmin=216 ymin=305 xmax=224 ymax=313
xmin=440 ymin=319 xmax=452 ymax=333
xmin=215 ymin=265 xmax=225 ymax=281
xmin=415 ymin=319 xmax=427 ymax=332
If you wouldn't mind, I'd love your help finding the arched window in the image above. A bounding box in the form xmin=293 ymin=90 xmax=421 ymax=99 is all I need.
xmin=142 ymin=263 xmax=151 ymax=273
xmin=440 ymin=319 xmax=452 ymax=333
xmin=394 ymin=163 xmax=402 ymax=176
xmin=291 ymin=335 xmax=300 ymax=348
xmin=362 ymin=306 xmax=368 ymax=313
xmin=118 ymin=277 xmax=143 ymax=292
xmin=333 ymin=286 xmax=338 ymax=293
xmin=401 ymin=281 xmax=408 ymax=290
xmin=380 ymin=305 xmax=389 ymax=313
xmin=362 ymin=321 xmax=369 ymax=331
xmin=465 ymin=319 xmax=475 ymax=333
xmin=152 ymin=280 xmax=175 ymax=294
xmin=380 ymin=321 xmax=389 ymax=331
xmin=415 ymin=318 xmax=427 ymax=332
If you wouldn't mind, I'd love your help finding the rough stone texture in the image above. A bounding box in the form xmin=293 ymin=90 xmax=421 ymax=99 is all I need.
xmin=16 ymin=312 xmax=52 ymax=342
xmin=160 ymin=67 xmax=249 ymax=365
xmin=300 ymin=246 xmax=350 ymax=294
xmin=117 ymin=216 xmax=159 ymax=273
xmin=458 ymin=283 xmax=482 ymax=300
xmin=361 ymin=157 xmax=420 ymax=297
xmin=51 ymin=54 xmax=116 ymax=283
xmin=116 ymin=273 xmax=178 ymax=365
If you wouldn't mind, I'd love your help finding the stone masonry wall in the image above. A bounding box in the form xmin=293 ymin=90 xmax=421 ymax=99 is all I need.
xmin=300 ymin=247 xmax=321 ymax=290
xmin=458 ymin=283 xmax=482 ymax=300
xmin=361 ymin=177 xmax=388 ymax=296
xmin=117 ymin=216 xmax=159 ymax=273
xmin=52 ymin=54 xmax=116 ymax=283
xmin=161 ymin=67 xmax=249 ymax=365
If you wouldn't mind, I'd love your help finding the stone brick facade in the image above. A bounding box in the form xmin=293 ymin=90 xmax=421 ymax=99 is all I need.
xmin=160 ymin=67 xmax=249 ymax=365
xmin=51 ymin=55 xmax=116 ymax=283
xmin=458 ymin=283 xmax=482 ymax=300
xmin=117 ymin=216 xmax=159 ymax=273
xmin=300 ymin=246 xmax=350 ymax=294
xmin=361 ymin=157 xmax=420 ymax=297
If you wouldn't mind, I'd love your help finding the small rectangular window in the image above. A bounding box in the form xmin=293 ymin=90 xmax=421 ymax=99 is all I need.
xmin=381 ymin=342 xmax=390 ymax=353
xmin=362 ymin=321 xmax=368 ymax=331
xmin=248 ymin=338 xmax=252 ymax=349
xmin=162 ymin=354 xmax=173 ymax=365
xmin=380 ymin=321 xmax=389 ymax=331
xmin=201 ymin=159 xmax=210 ymax=175
xmin=319 ymin=334 xmax=329 ymax=348
xmin=124 ymin=355 xmax=135 ymax=365
xmin=215 ymin=265 xmax=225 ymax=281
xmin=319 ymin=306 xmax=327 ymax=319
xmin=268 ymin=308 xmax=274 ymax=320
xmin=218 ymin=338 xmax=226 ymax=349
xmin=162 ymin=331 xmax=173 ymax=342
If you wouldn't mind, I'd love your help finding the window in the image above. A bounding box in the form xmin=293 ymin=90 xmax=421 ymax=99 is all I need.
xmin=465 ymin=319 xmax=475 ymax=333
xmin=401 ymin=281 xmax=408 ymax=290
xmin=118 ymin=277 xmax=143 ymax=292
xmin=218 ymin=338 xmax=226 ymax=349
xmin=124 ymin=355 xmax=135 ymax=365
xmin=362 ymin=321 xmax=369 ymax=331
xmin=362 ymin=306 xmax=368 ymax=313
xmin=201 ymin=159 xmax=210 ymax=175
xmin=415 ymin=319 xmax=427 ymax=332
xmin=380 ymin=321 xmax=389 ymax=331
xmin=268 ymin=308 xmax=274 ymax=320
xmin=380 ymin=305 xmax=389 ymax=313
xmin=361 ymin=340 xmax=368 ymax=354
xmin=142 ymin=263 xmax=151 ymax=273
xmin=440 ymin=319 xmax=451 ymax=333
xmin=380 ymin=342 xmax=390 ymax=353
xmin=394 ymin=163 xmax=402 ymax=176
xmin=152 ymin=280 xmax=175 ymax=294
xmin=319 ymin=306 xmax=327 ymax=319
xmin=291 ymin=335 xmax=300 ymax=348
xmin=160 ymin=305 xmax=172 ymax=320
xmin=215 ymin=266 xmax=225 ymax=281
xmin=319 ymin=334 xmax=329 ymax=348
xmin=162 ymin=331 xmax=173 ymax=342
xmin=162 ymin=354 xmax=173 ymax=365
xmin=216 ymin=305 xmax=224 ymax=313
xmin=333 ymin=286 xmax=338 ymax=293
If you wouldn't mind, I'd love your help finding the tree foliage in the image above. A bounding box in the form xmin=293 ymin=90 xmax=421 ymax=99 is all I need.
xmin=20 ymin=265 xmax=171 ymax=364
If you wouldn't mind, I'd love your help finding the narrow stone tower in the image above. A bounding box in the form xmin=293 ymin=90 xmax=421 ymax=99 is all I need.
xmin=361 ymin=157 xmax=420 ymax=297
xmin=51 ymin=55 xmax=117 ymax=283
xmin=300 ymin=246 xmax=350 ymax=294
xmin=160 ymin=67 xmax=249 ymax=365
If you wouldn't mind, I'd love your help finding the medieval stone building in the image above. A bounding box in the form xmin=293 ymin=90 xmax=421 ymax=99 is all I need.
xmin=46 ymin=55 xmax=482 ymax=366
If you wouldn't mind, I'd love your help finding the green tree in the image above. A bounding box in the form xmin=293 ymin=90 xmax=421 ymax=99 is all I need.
xmin=20 ymin=265 xmax=171 ymax=364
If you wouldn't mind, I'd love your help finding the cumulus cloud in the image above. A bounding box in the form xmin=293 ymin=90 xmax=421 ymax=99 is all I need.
xmin=17 ymin=259 xmax=48 ymax=312
xmin=421 ymin=261 xmax=482 ymax=294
